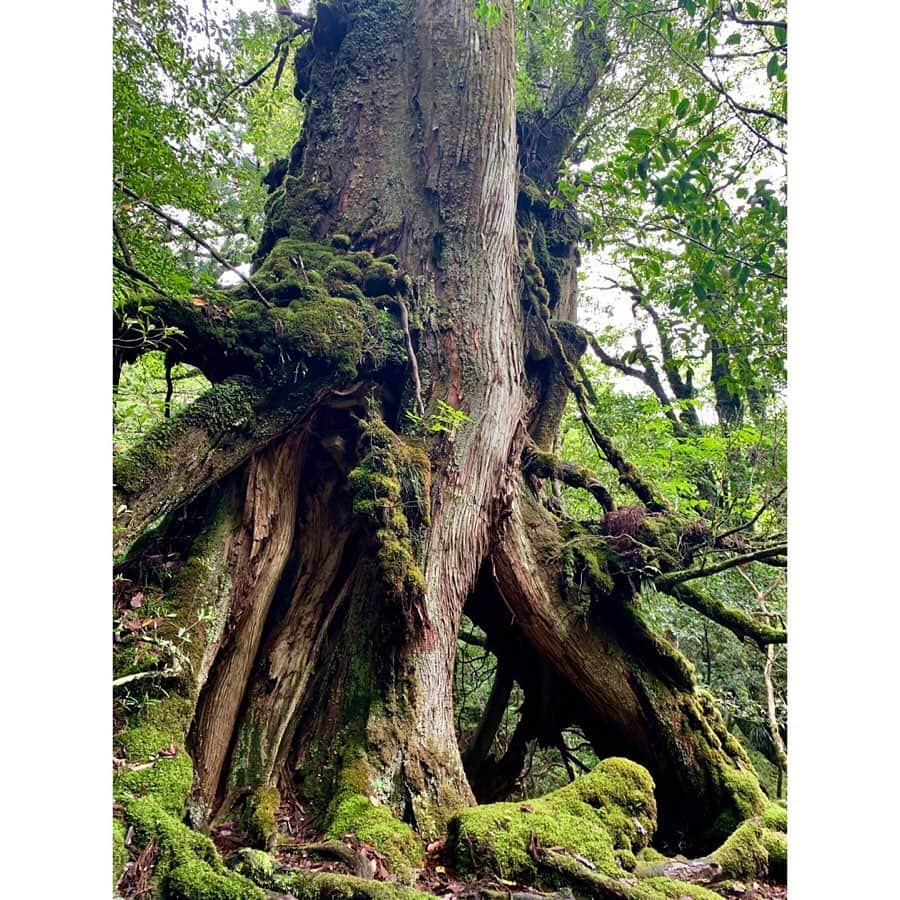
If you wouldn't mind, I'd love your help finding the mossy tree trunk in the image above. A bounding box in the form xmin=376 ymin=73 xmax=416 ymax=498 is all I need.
xmin=113 ymin=1 xmax=777 ymax=894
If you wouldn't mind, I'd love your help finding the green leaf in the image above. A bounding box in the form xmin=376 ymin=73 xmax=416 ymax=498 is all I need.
xmin=692 ymin=282 xmax=707 ymax=301
xmin=676 ymin=98 xmax=690 ymax=118
xmin=627 ymin=127 xmax=653 ymax=150
xmin=766 ymin=54 xmax=780 ymax=80
xmin=774 ymin=23 xmax=787 ymax=44
xmin=725 ymin=32 xmax=742 ymax=45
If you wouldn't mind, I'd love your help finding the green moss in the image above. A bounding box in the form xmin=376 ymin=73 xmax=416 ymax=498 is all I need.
xmin=115 ymin=751 xmax=194 ymax=817
xmin=324 ymin=759 xmax=423 ymax=882
xmin=711 ymin=820 xmax=769 ymax=880
xmin=331 ymin=233 xmax=352 ymax=250
xmin=362 ymin=260 xmax=397 ymax=296
xmin=124 ymin=795 xmax=264 ymax=899
xmin=242 ymin=786 xmax=281 ymax=849
xmin=639 ymin=878 xmax=722 ymax=900
xmin=326 ymin=258 xmax=364 ymax=284
xmin=635 ymin=846 xmax=667 ymax=864
xmin=233 ymin=849 xmax=434 ymax=900
xmin=449 ymin=758 xmax=657 ymax=886
xmin=350 ymin=250 xmax=375 ymax=269
xmin=760 ymin=827 xmax=787 ymax=882
xmin=348 ymin=418 xmax=430 ymax=609
xmin=760 ymin=802 xmax=787 ymax=832
xmin=113 ymin=818 xmax=128 ymax=887
xmin=167 ymin=857 xmax=264 ymax=900
xmin=329 ymin=281 xmax=367 ymax=303
xmin=722 ymin=766 xmax=767 ymax=820
xmin=118 ymin=723 xmax=180 ymax=763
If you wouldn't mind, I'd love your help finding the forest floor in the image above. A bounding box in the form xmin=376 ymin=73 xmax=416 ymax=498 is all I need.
xmin=195 ymin=801 xmax=787 ymax=900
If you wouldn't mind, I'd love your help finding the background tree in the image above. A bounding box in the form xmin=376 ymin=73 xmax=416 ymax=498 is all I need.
xmin=111 ymin=2 xmax=790 ymax=898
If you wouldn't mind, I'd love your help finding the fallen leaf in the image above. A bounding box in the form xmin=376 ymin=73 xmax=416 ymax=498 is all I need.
xmin=130 ymin=592 xmax=144 ymax=609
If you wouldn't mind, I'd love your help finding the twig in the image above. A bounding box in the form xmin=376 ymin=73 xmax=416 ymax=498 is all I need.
xmin=112 ymin=664 xmax=182 ymax=689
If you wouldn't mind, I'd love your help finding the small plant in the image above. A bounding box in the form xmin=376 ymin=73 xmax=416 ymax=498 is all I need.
xmin=407 ymin=400 xmax=471 ymax=436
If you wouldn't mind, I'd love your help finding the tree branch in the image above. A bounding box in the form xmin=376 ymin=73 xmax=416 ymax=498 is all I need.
xmin=114 ymin=256 xmax=164 ymax=293
xmin=658 ymin=581 xmax=786 ymax=646
xmin=213 ymin=23 xmax=310 ymax=117
xmin=113 ymin=180 xmax=271 ymax=306
xmin=522 ymin=439 xmax=615 ymax=512
xmin=655 ymin=544 xmax=787 ymax=589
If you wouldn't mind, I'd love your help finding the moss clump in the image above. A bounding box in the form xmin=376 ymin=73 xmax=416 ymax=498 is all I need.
xmin=348 ymin=418 xmax=430 ymax=612
xmin=113 ymin=817 xmax=128 ymax=887
xmin=760 ymin=827 xmax=787 ymax=882
xmin=242 ymin=786 xmax=281 ymax=849
xmin=126 ymin=796 xmax=264 ymax=899
xmin=638 ymin=878 xmax=722 ymax=900
xmin=115 ymin=751 xmax=194 ymax=817
xmin=362 ymin=260 xmax=397 ymax=296
xmin=760 ymin=802 xmax=787 ymax=832
xmin=349 ymin=250 xmax=375 ymax=270
xmin=117 ymin=719 xmax=183 ymax=763
xmin=324 ymin=759 xmax=423 ymax=882
xmin=711 ymin=766 xmax=767 ymax=839
xmin=331 ymin=233 xmax=352 ymax=250
xmin=325 ymin=258 xmax=364 ymax=284
xmin=710 ymin=820 xmax=769 ymax=880
xmin=449 ymin=758 xmax=656 ymax=886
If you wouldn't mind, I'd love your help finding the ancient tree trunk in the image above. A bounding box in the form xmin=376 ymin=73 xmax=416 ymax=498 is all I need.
xmin=114 ymin=4 xmax=770 ymax=894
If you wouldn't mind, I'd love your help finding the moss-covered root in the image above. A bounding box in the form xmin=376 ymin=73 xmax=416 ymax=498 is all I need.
xmin=323 ymin=759 xmax=424 ymax=883
xmin=637 ymin=806 xmax=787 ymax=889
xmin=240 ymin=786 xmax=281 ymax=850
xmin=233 ymin=848 xmax=434 ymax=900
xmin=114 ymin=702 xmax=264 ymax=898
xmin=448 ymin=758 xmax=657 ymax=886
xmin=711 ymin=819 xmax=787 ymax=883
xmin=541 ymin=850 xmax=723 ymax=900
xmin=122 ymin=797 xmax=264 ymax=899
